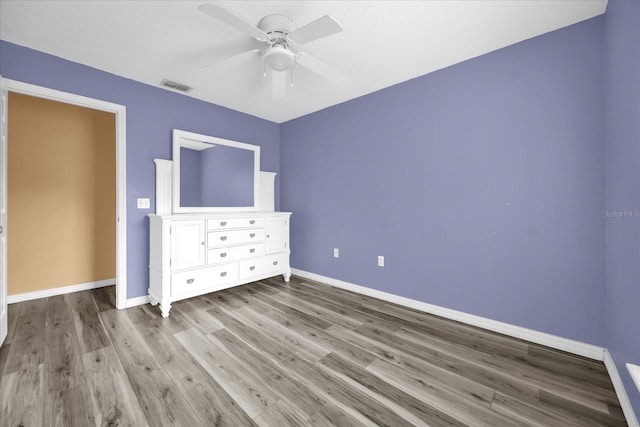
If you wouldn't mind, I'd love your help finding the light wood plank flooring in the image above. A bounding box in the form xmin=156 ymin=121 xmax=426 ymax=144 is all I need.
xmin=0 ymin=276 xmax=628 ymax=426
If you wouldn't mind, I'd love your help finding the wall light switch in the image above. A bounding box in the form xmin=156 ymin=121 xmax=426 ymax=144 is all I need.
xmin=378 ymin=255 xmax=384 ymax=267
xmin=137 ymin=198 xmax=150 ymax=209
xmin=334 ymin=248 xmax=339 ymax=258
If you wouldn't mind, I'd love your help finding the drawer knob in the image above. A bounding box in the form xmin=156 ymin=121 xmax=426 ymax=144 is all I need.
xmin=220 ymin=253 xmax=227 ymax=258
xmin=220 ymin=272 xmax=227 ymax=277
xmin=249 ymin=266 xmax=255 ymax=271
xmin=201 ymin=241 xmax=205 ymax=246
xmin=220 ymin=221 xmax=227 ymax=226
xmin=220 ymin=236 xmax=227 ymax=241
xmin=273 ymin=261 xmax=278 ymax=266
xmin=266 ymin=234 xmax=270 ymax=238
xmin=187 ymin=278 xmax=195 ymax=284
xmin=250 ymin=220 xmax=255 ymax=224
xmin=249 ymin=248 xmax=255 ymax=253
xmin=250 ymin=233 xmax=256 ymax=238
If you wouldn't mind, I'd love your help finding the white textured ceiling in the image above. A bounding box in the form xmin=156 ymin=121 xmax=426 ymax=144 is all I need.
xmin=0 ymin=1 xmax=607 ymax=123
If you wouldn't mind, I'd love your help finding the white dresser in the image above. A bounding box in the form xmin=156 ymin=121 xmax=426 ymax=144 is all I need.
xmin=149 ymin=211 xmax=291 ymax=317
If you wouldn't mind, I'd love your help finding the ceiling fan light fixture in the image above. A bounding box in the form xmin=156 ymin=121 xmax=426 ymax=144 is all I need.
xmin=264 ymin=45 xmax=295 ymax=71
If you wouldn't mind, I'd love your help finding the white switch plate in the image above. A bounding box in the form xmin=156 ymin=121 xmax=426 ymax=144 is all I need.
xmin=378 ymin=255 xmax=384 ymax=267
xmin=334 ymin=248 xmax=339 ymax=258
xmin=137 ymin=198 xmax=150 ymax=209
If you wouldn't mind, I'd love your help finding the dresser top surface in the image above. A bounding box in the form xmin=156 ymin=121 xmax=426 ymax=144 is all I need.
xmin=149 ymin=211 xmax=291 ymax=220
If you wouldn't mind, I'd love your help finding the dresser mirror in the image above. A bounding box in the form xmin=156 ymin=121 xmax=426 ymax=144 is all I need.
xmin=172 ymin=129 xmax=260 ymax=213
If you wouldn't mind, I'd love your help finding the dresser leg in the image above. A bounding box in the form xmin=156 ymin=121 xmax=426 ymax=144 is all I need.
xmin=283 ymin=272 xmax=291 ymax=282
xmin=160 ymin=302 xmax=172 ymax=318
xmin=148 ymin=289 xmax=159 ymax=306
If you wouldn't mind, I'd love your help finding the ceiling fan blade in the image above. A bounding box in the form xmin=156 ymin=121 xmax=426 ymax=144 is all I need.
xmin=296 ymin=52 xmax=350 ymax=87
xmin=199 ymin=4 xmax=269 ymax=42
xmin=200 ymin=49 xmax=261 ymax=72
xmin=272 ymin=70 xmax=287 ymax=100
xmin=288 ymin=15 xmax=343 ymax=45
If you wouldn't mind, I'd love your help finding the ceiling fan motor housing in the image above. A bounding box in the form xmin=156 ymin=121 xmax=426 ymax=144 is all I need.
xmin=258 ymin=14 xmax=297 ymax=38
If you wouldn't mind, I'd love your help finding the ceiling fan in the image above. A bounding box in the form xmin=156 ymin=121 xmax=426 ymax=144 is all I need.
xmin=199 ymin=3 xmax=350 ymax=99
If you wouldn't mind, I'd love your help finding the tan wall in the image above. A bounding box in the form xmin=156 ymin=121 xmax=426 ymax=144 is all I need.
xmin=7 ymin=93 xmax=116 ymax=295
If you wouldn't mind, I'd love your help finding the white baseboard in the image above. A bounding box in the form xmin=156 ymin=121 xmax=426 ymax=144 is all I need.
xmin=292 ymin=268 xmax=639 ymax=424
xmin=126 ymin=295 xmax=150 ymax=308
xmin=291 ymin=269 xmax=605 ymax=360
xmin=605 ymin=351 xmax=640 ymax=427
xmin=7 ymin=278 xmax=115 ymax=304
xmin=7 ymin=278 xmax=151 ymax=311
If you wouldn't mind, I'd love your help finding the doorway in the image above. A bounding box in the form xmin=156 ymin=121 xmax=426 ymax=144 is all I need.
xmin=9 ymin=92 xmax=116 ymax=299
xmin=1 ymin=78 xmax=127 ymax=310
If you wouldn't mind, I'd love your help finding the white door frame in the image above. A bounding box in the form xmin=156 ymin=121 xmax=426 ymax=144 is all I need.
xmin=3 ymin=78 xmax=127 ymax=310
xmin=1 ymin=75 xmax=8 ymax=345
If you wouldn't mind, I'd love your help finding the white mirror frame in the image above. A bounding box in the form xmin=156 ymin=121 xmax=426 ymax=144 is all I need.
xmin=172 ymin=129 xmax=260 ymax=213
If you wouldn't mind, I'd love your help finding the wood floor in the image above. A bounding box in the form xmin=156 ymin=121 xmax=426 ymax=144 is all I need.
xmin=0 ymin=276 xmax=628 ymax=427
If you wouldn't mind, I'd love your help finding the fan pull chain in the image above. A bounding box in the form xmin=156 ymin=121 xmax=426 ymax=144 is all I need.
xmin=290 ymin=67 xmax=294 ymax=88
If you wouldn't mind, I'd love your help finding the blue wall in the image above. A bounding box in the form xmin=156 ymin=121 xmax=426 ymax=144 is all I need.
xmin=0 ymin=40 xmax=281 ymax=299
xmin=281 ymin=16 xmax=607 ymax=346
xmin=605 ymin=0 xmax=640 ymax=416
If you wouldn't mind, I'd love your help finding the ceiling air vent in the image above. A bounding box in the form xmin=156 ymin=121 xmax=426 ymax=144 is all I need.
xmin=160 ymin=79 xmax=192 ymax=92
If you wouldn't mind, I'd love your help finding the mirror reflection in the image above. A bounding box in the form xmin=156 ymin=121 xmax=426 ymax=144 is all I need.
xmin=179 ymin=140 xmax=254 ymax=208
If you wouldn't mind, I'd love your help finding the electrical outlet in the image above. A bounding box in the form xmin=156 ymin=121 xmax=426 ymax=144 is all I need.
xmin=333 ymin=248 xmax=339 ymax=258
xmin=378 ymin=255 xmax=384 ymax=267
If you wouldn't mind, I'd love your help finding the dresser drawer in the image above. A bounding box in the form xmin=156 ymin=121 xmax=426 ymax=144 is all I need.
xmin=207 ymin=229 xmax=265 ymax=247
xmin=171 ymin=263 xmax=238 ymax=296
xmin=207 ymin=243 xmax=265 ymax=265
xmin=239 ymin=253 xmax=288 ymax=280
xmin=207 ymin=217 xmax=264 ymax=230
